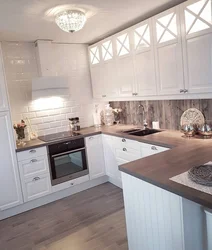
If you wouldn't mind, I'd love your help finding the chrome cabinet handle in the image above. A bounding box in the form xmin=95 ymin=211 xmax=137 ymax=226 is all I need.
xmin=122 ymin=138 xmax=126 ymax=142
xmin=70 ymin=182 xmax=74 ymax=186
xmin=32 ymin=177 xmax=40 ymax=181
xmin=29 ymin=149 xmax=36 ymax=154
xmin=30 ymin=159 xmax=38 ymax=163
xmin=102 ymin=95 xmax=106 ymax=98
xmin=89 ymin=137 xmax=94 ymax=140
xmin=180 ymin=89 xmax=184 ymax=93
xmin=151 ymin=146 xmax=158 ymax=151
xmin=134 ymin=93 xmax=138 ymax=96
xmin=184 ymin=89 xmax=188 ymax=93
xmin=123 ymin=148 xmax=127 ymax=152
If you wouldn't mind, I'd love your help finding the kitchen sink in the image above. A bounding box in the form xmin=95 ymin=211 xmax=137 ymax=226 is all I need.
xmin=123 ymin=128 xmax=161 ymax=136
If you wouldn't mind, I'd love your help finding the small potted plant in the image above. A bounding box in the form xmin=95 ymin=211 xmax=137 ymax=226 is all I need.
xmin=13 ymin=120 xmax=27 ymax=146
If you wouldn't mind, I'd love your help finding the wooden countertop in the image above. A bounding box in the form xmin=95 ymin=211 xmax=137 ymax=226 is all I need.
xmin=16 ymin=125 xmax=212 ymax=209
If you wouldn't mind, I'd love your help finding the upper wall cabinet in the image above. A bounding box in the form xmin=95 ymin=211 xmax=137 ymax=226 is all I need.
xmin=0 ymin=44 xmax=9 ymax=112
xmin=180 ymin=0 xmax=212 ymax=94
xmin=115 ymin=30 xmax=136 ymax=97
xmin=132 ymin=19 xmax=157 ymax=96
xmin=152 ymin=7 xmax=185 ymax=95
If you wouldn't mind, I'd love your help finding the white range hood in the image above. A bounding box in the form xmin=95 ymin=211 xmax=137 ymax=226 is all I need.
xmin=32 ymin=40 xmax=69 ymax=99
xmin=32 ymin=76 xmax=69 ymax=99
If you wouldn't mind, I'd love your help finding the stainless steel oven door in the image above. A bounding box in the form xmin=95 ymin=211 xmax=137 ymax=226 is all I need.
xmin=50 ymin=147 xmax=89 ymax=186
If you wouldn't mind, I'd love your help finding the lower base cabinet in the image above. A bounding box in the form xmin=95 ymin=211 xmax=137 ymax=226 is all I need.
xmin=205 ymin=209 xmax=212 ymax=250
xmin=122 ymin=172 xmax=204 ymax=250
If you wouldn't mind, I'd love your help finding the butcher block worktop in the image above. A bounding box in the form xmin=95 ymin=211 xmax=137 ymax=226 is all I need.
xmin=16 ymin=125 xmax=212 ymax=208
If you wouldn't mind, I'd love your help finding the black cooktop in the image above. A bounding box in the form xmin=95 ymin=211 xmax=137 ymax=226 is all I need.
xmin=39 ymin=131 xmax=81 ymax=142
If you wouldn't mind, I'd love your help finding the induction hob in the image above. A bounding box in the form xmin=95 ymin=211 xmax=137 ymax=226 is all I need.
xmin=38 ymin=131 xmax=81 ymax=142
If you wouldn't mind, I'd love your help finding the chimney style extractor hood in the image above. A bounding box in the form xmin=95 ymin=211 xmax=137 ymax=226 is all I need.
xmin=32 ymin=76 xmax=69 ymax=99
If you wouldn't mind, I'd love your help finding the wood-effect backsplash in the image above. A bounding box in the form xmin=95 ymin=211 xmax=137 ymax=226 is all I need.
xmin=110 ymin=100 xmax=212 ymax=130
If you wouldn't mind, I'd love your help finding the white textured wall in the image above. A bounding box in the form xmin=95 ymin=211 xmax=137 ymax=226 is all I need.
xmin=2 ymin=42 xmax=95 ymax=136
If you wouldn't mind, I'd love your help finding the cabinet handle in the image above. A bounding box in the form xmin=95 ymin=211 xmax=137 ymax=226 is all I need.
xmin=102 ymin=95 xmax=106 ymax=98
xmin=70 ymin=182 xmax=74 ymax=186
xmin=30 ymin=159 xmax=38 ymax=163
xmin=32 ymin=177 xmax=40 ymax=181
xmin=134 ymin=93 xmax=138 ymax=96
xmin=89 ymin=137 xmax=94 ymax=140
xmin=123 ymin=148 xmax=127 ymax=152
xmin=122 ymin=139 xmax=126 ymax=142
xmin=29 ymin=149 xmax=36 ymax=154
xmin=184 ymin=89 xmax=188 ymax=93
xmin=180 ymin=89 xmax=184 ymax=93
xmin=151 ymin=146 xmax=158 ymax=151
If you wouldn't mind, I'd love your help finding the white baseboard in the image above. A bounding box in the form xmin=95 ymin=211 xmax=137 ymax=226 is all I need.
xmin=108 ymin=176 xmax=122 ymax=189
xmin=0 ymin=176 xmax=108 ymax=221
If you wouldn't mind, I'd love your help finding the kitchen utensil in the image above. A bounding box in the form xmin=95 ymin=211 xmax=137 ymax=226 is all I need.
xmin=180 ymin=108 xmax=205 ymax=127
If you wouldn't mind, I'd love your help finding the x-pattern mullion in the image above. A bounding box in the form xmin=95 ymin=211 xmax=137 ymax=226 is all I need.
xmin=90 ymin=47 xmax=99 ymax=64
xmin=102 ymin=41 xmax=113 ymax=60
xmin=157 ymin=13 xmax=176 ymax=43
xmin=117 ymin=34 xmax=129 ymax=55
xmin=186 ymin=0 xmax=211 ymax=34
xmin=135 ymin=25 xmax=150 ymax=49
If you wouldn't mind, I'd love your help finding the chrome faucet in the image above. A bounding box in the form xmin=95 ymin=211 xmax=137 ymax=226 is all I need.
xmin=138 ymin=104 xmax=148 ymax=129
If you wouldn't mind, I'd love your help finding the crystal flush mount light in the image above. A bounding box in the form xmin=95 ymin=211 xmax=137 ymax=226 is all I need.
xmin=55 ymin=10 xmax=87 ymax=33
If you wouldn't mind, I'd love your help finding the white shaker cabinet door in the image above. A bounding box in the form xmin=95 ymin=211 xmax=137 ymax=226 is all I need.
xmin=102 ymin=135 xmax=118 ymax=180
xmin=86 ymin=135 xmax=106 ymax=180
xmin=90 ymin=65 xmax=105 ymax=99
xmin=152 ymin=7 xmax=185 ymax=95
xmin=180 ymin=0 xmax=212 ymax=94
xmin=0 ymin=112 xmax=23 ymax=210
xmin=133 ymin=19 xmax=157 ymax=96
xmin=0 ymin=43 xmax=9 ymax=112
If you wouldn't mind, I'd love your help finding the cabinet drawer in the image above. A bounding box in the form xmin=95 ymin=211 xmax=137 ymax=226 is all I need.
xmin=115 ymin=147 xmax=141 ymax=162
xmin=140 ymin=143 xmax=169 ymax=157
xmin=113 ymin=137 xmax=140 ymax=151
xmin=18 ymin=156 xmax=49 ymax=179
xmin=52 ymin=175 xmax=90 ymax=193
xmin=17 ymin=147 xmax=47 ymax=161
xmin=22 ymin=173 xmax=51 ymax=202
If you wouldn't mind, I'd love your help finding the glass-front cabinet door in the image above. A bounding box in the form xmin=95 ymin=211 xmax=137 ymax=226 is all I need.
xmin=180 ymin=0 xmax=212 ymax=94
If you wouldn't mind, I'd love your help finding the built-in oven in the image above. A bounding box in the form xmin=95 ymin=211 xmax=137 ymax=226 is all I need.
xmin=48 ymin=138 xmax=89 ymax=185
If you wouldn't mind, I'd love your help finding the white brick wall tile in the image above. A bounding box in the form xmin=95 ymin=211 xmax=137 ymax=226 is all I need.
xmin=36 ymin=111 xmax=49 ymax=118
xmin=60 ymin=107 xmax=72 ymax=114
xmin=49 ymin=109 xmax=61 ymax=116
xmin=50 ymin=121 xmax=61 ymax=128
xmin=37 ymin=123 xmax=50 ymax=130
xmin=43 ymin=116 xmax=55 ymax=123
xmin=2 ymin=42 xmax=95 ymax=136
xmin=61 ymin=120 xmax=69 ymax=126
xmin=22 ymin=112 xmax=36 ymax=119
xmin=55 ymin=114 xmax=66 ymax=121
xmin=45 ymin=128 xmax=57 ymax=135
xmin=30 ymin=118 xmax=43 ymax=125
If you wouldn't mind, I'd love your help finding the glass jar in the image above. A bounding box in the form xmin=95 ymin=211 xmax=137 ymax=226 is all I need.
xmin=103 ymin=104 xmax=114 ymax=126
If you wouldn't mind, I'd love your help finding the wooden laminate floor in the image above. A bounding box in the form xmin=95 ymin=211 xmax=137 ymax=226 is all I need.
xmin=0 ymin=183 xmax=128 ymax=250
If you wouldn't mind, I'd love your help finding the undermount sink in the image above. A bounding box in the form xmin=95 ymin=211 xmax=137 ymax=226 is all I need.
xmin=123 ymin=128 xmax=161 ymax=136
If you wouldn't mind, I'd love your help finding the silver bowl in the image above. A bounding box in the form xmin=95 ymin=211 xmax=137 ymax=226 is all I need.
xmin=198 ymin=124 xmax=212 ymax=137
xmin=180 ymin=124 xmax=196 ymax=137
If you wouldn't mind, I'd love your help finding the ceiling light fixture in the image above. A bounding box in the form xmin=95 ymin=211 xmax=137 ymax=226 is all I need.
xmin=55 ymin=10 xmax=86 ymax=33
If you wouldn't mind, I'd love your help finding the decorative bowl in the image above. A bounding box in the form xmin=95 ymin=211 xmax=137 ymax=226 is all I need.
xmin=198 ymin=124 xmax=212 ymax=137
xmin=180 ymin=124 xmax=196 ymax=137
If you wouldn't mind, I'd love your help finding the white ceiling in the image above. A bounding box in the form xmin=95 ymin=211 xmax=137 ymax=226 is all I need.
xmin=0 ymin=0 xmax=186 ymax=44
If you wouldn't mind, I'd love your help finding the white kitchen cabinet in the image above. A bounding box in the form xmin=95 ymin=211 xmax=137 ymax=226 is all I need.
xmin=86 ymin=135 xmax=106 ymax=180
xmin=152 ymin=6 xmax=185 ymax=95
xmin=102 ymin=135 xmax=118 ymax=181
xmin=0 ymin=112 xmax=23 ymax=210
xmin=122 ymin=172 xmax=204 ymax=250
xmin=90 ymin=65 xmax=105 ymax=98
xmin=180 ymin=0 xmax=212 ymax=94
xmin=140 ymin=142 xmax=169 ymax=157
xmin=22 ymin=174 xmax=51 ymax=202
xmin=132 ymin=19 xmax=157 ymax=96
xmin=0 ymin=43 xmax=9 ymax=112
xmin=205 ymin=209 xmax=212 ymax=250
xmin=115 ymin=30 xmax=136 ymax=97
